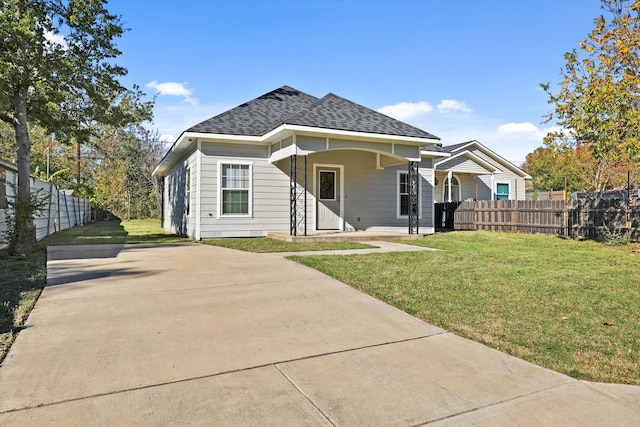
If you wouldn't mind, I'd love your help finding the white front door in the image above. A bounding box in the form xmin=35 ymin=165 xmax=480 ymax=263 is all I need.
xmin=317 ymin=168 xmax=341 ymax=230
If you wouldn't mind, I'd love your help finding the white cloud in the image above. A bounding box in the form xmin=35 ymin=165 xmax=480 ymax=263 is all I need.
xmin=497 ymin=122 xmax=539 ymax=135
xmin=437 ymin=99 xmax=472 ymax=114
xmin=44 ymin=30 xmax=67 ymax=49
xmin=146 ymin=81 xmax=198 ymax=105
xmin=377 ymin=101 xmax=433 ymax=120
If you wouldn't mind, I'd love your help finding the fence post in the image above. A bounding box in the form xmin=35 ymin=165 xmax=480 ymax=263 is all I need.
xmin=563 ymin=198 xmax=569 ymax=237
xmin=64 ymin=192 xmax=71 ymax=230
xmin=57 ymin=185 xmax=61 ymax=232
xmin=46 ymin=181 xmax=53 ymax=235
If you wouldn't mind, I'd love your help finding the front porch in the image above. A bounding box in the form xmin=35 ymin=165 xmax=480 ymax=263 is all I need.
xmin=266 ymin=230 xmax=424 ymax=243
xmin=269 ymin=132 xmax=427 ymax=237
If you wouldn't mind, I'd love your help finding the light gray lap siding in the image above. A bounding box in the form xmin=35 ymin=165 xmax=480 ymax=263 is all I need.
xmin=199 ymin=142 xmax=290 ymax=238
xmin=163 ymin=147 xmax=197 ymax=236
xmin=307 ymin=151 xmax=433 ymax=231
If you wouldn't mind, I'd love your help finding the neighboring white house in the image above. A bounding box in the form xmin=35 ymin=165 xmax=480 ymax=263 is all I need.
xmin=153 ymin=86 xmax=530 ymax=239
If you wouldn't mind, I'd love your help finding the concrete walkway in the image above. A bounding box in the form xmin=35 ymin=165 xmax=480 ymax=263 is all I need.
xmin=1 ymin=243 xmax=639 ymax=425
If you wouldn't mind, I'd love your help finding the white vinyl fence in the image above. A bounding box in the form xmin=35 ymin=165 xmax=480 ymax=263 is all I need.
xmin=0 ymin=168 xmax=90 ymax=248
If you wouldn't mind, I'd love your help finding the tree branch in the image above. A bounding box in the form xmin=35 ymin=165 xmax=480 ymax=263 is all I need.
xmin=0 ymin=112 xmax=13 ymax=124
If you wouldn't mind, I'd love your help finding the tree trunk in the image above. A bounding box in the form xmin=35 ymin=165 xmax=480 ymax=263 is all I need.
xmin=12 ymin=85 xmax=36 ymax=252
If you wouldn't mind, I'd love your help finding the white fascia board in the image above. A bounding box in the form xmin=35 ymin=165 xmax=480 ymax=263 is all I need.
xmin=421 ymin=150 xmax=450 ymax=158
xmin=269 ymin=144 xmax=297 ymax=163
xmin=267 ymin=124 xmax=440 ymax=146
xmin=185 ymin=132 xmax=265 ymax=143
xmin=448 ymin=140 xmax=478 ymax=153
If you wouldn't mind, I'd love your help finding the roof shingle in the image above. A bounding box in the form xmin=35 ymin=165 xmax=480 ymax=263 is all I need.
xmin=285 ymin=93 xmax=438 ymax=139
xmin=187 ymin=85 xmax=439 ymax=140
xmin=187 ymin=86 xmax=319 ymax=136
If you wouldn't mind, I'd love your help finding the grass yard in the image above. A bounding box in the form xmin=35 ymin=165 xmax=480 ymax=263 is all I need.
xmin=0 ymin=248 xmax=46 ymax=361
xmin=290 ymin=231 xmax=640 ymax=385
xmin=39 ymin=219 xmax=189 ymax=245
xmin=0 ymin=219 xmax=186 ymax=363
xmin=202 ymin=237 xmax=375 ymax=253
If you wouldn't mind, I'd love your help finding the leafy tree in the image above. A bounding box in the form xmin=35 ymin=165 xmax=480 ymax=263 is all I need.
xmin=0 ymin=0 xmax=152 ymax=252
xmin=524 ymin=142 xmax=637 ymax=193
xmin=523 ymin=146 xmax=570 ymax=192
xmin=87 ymin=124 xmax=163 ymax=219
xmin=542 ymin=0 xmax=640 ymax=192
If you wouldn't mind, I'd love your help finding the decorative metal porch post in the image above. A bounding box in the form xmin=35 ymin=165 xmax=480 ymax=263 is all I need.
xmin=408 ymin=161 xmax=419 ymax=234
xmin=289 ymin=154 xmax=307 ymax=236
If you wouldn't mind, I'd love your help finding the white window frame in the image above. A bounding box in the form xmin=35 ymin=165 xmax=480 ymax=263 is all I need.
xmin=217 ymin=160 xmax=253 ymax=218
xmin=495 ymin=181 xmax=511 ymax=201
xmin=442 ymin=175 xmax=462 ymax=202
xmin=396 ymin=170 xmax=422 ymax=219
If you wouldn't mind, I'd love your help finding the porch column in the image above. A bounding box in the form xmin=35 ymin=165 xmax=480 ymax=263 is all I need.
xmin=408 ymin=161 xmax=419 ymax=234
xmin=290 ymin=154 xmax=307 ymax=236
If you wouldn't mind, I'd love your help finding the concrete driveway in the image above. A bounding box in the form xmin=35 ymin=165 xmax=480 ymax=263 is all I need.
xmin=1 ymin=243 xmax=639 ymax=425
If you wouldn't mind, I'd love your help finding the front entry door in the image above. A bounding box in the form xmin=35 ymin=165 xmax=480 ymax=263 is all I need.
xmin=317 ymin=168 xmax=341 ymax=230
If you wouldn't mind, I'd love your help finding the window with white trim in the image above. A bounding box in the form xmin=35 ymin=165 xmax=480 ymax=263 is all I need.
xmin=397 ymin=171 xmax=421 ymax=218
xmin=443 ymin=176 xmax=461 ymax=202
xmin=219 ymin=163 xmax=252 ymax=216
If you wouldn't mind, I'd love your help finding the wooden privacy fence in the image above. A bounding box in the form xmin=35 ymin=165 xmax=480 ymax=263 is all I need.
xmin=454 ymin=199 xmax=639 ymax=242
xmin=1 ymin=169 xmax=91 ymax=248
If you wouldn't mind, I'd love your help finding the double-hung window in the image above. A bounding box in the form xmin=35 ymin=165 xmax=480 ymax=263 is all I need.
xmin=219 ymin=162 xmax=252 ymax=216
xmin=397 ymin=171 xmax=421 ymax=218
xmin=398 ymin=172 xmax=409 ymax=216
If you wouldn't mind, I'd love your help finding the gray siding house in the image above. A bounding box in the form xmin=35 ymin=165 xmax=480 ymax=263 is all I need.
xmin=434 ymin=141 xmax=531 ymax=203
xmin=153 ymin=86 xmax=529 ymax=239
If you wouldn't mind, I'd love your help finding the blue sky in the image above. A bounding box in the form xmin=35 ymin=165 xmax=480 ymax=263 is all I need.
xmin=108 ymin=0 xmax=604 ymax=165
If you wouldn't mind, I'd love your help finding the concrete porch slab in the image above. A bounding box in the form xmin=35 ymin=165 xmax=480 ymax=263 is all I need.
xmin=267 ymin=230 xmax=423 ymax=243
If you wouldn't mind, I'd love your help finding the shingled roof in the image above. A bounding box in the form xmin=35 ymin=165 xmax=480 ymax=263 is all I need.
xmin=188 ymin=86 xmax=319 ymax=136
xmin=187 ymin=86 xmax=439 ymax=140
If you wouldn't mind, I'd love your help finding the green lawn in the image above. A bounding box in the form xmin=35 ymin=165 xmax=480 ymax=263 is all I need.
xmin=39 ymin=219 xmax=189 ymax=245
xmin=290 ymin=231 xmax=640 ymax=385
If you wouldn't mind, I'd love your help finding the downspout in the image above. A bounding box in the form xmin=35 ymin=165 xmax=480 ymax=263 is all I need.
xmin=160 ymin=177 xmax=165 ymax=228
